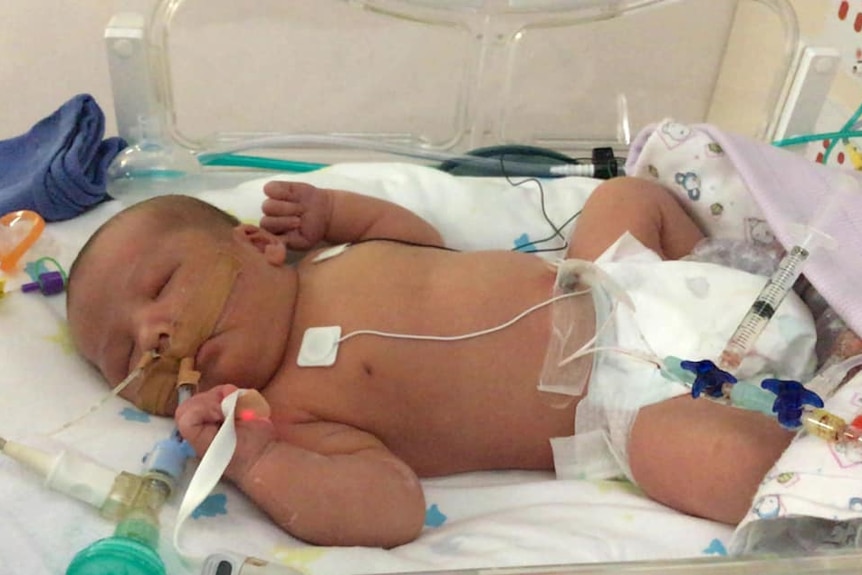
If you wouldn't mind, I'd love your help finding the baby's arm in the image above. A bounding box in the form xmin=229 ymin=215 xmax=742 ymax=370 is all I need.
xmin=260 ymin=181 xmax=444 ymax=251
xmin=175 ymin=385 xmax=426 ymax=547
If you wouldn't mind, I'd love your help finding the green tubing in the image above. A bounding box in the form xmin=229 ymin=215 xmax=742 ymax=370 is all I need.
xmin=772 ymin=129 xmax=862 ymax=148
xmin=198 ymin=152 xmax=327 ymax=173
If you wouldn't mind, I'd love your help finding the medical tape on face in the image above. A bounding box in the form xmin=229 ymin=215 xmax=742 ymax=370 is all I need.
xmin=136 ymin=253 xmax=241 ymax=415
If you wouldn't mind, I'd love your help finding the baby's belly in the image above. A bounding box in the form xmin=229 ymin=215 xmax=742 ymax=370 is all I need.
xmin=287 ymin=246 xmax=594 ymax=474
xmin=338 ymin=313 xmax=586 ymax=475
xmin=386 ymin=386 xmax=579 ymax=476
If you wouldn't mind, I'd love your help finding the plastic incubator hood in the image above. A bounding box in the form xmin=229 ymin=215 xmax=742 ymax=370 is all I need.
xmin=105 ymin=0 xmax=798 ymax=172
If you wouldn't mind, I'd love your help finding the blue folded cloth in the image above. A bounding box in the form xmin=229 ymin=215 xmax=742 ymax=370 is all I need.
xmin=0 ymin=94 xmax=126 ymax=221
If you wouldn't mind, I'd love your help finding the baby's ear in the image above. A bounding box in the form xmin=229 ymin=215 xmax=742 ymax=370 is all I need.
xmin=233 ymin=224 xmax=287 ymax=265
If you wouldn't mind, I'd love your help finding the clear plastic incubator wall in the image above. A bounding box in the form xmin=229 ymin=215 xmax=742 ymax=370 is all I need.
xmin=24 ymin=0 xmax=862 ymax=574
xmin=107 ymin=0 xmax=799 ymax=178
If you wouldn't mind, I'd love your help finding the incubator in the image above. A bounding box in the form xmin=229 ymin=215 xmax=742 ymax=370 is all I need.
xmin=11 ymin=0 xmax=859 ymax=574
xmin=103 ymin=0 xmax=799 ymax=182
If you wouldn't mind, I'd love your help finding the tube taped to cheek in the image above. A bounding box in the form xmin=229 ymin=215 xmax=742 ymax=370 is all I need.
xmin=135 ymin=254 xmax=241 ymax=415
xmin=137 ymin=356 xmax=184 ymax=415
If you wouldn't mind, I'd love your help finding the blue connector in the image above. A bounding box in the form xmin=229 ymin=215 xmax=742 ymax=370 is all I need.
xmin=142 ymin=430 xmax=195 ymax=481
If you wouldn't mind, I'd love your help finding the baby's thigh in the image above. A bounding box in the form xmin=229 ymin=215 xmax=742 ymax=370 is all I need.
xmin=566 ymin=176 xmax=703 ymax=261
xmin=627 ymin=395 xmax=792 ymax=524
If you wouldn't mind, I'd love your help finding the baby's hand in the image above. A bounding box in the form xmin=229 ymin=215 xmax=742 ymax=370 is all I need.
xmin=175 ymin=384 xmax=276 ymax=482
xmin=260 ymin=181 xmax=333 ymax=251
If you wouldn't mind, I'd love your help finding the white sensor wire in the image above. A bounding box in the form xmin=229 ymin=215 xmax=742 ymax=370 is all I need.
xmin=337 ymin=290 xmax=590 ymax=345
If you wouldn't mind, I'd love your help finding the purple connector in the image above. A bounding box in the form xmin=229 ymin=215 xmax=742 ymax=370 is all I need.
xmin=22 ymin=271 xmax=65 ymax=296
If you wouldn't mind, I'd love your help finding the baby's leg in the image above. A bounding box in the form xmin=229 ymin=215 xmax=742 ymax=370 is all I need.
xmin=572 ymin=177 xmax=791 ymax=524
xmin=628 ymin=395 xmax=793 ymax=524
xmin=567 ymin=176 xmax=704 ymax=261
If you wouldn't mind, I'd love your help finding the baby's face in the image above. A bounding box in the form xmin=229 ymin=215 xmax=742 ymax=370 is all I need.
xmin=67 ymin=209 xmax=296 ymax=411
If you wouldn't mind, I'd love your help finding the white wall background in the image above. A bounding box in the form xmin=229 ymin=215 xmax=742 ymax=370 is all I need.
xmin=0 ymin=0 xmax=845 ymax=144
xmin=0 ymin=2 xmax=119 ymax=137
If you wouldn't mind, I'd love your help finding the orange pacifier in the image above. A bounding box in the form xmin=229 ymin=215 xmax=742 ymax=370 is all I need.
xmin=0 ymin=210 xmax=46 ymax=273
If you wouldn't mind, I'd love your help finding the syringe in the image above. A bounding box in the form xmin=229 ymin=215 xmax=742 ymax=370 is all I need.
xmin=719 ymin=222 xmax=835 ymax=372
xmin=718 ymin=244 xmax=810 ymax=371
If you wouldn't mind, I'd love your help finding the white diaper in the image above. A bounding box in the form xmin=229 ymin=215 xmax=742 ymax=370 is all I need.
xmin=550 ymin=234 xmax=817 ymax=482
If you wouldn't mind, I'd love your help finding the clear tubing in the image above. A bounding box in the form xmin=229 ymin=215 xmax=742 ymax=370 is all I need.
xmin=806 ymin=353 xmax=862 ymax=400
xmin=196 ymin=135 xmax=598 ymax=179
xmin=49 ymin=351 xmax=159 ymax=436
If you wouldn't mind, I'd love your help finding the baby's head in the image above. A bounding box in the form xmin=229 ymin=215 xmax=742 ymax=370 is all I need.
xmin=67 ymin=194 xmax=295 ymax=415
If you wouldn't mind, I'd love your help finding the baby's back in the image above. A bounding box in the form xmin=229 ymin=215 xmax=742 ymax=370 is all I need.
xmin=265 ymin=242 xmax=594 ymax=476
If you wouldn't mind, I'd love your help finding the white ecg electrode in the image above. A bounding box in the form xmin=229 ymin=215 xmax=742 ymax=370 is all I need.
xmin=297 ymin=326 xmax=342 ymax=367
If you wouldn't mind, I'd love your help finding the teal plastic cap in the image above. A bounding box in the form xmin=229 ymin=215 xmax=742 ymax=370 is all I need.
xmin=65 ymin=536 xmax=166 ymax=575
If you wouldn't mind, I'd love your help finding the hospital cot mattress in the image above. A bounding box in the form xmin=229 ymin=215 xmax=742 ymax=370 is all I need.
xmin=0 ymin=163 xmax=737 ymax=575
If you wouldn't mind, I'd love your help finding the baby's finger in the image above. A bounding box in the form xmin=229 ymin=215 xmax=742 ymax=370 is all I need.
xmin=260 ymin=215 xmax=301 ymax=235
xmin=213 ymin=383 xmax=241 ymax=402
xmin=262 ymin=197 xmax=304 ymax=218
xmin=174 ymin=405 xmax=222 ymax=451
xmin=263 ymin=181 xmax=314 ymax=202
xmin=175 ymin=395 xmax=223 ymax=428
xmin=236 ymin=389 xmax=271 ymax=422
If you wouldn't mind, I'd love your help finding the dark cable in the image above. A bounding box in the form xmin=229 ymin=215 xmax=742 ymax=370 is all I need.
xmin=498 ymin=155 xmax=581 ymax=254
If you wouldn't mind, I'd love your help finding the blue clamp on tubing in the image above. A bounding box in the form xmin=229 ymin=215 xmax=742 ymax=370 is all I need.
xmin=679 ymin=359 xmax=737 ymax=398
xmin=760 ymin=378 xmax=824 ymax=429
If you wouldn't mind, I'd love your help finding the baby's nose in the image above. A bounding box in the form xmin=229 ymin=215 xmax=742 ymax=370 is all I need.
xmin=154 ymin=333 xmax=171 ymax=356
xmin=136 ymin=320 xmax=173 ymax=357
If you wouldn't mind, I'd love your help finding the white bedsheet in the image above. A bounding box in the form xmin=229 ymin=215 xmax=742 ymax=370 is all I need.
xmin=0 ymin=163 xmax=733 ymax=575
